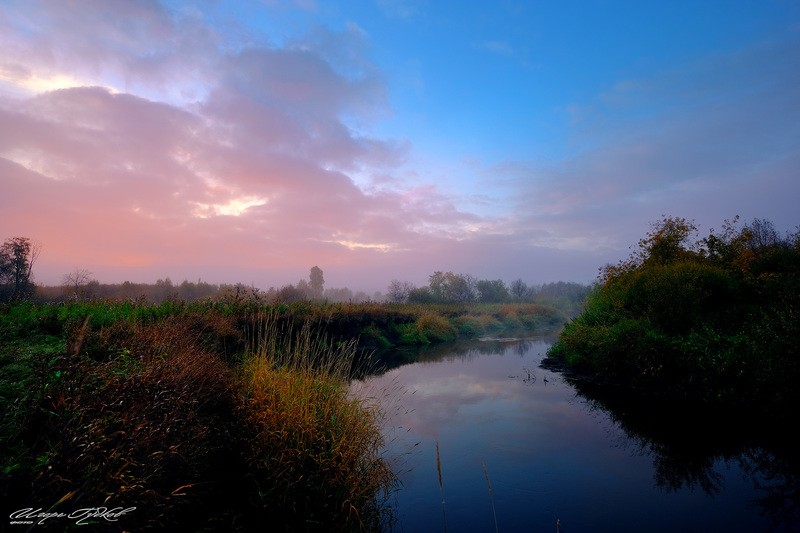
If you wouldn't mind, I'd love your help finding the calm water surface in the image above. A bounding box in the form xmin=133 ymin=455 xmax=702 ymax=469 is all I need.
xmin=351 ymin=338 xmax=799 ymax=533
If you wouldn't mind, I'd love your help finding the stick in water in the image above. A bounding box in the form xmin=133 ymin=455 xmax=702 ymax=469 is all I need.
xmin=483 ymin=461 xmax=498 ymax=533
xmin=436 ymin=440 xmax=447 ymax=532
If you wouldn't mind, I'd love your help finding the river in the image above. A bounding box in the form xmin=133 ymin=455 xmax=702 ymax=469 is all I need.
xmin=350 ymin=337 xmax=799 ymax=533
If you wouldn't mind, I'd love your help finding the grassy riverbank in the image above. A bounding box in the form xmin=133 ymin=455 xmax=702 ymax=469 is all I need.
xmin=1 ymin=299 xmax=561 ymax=531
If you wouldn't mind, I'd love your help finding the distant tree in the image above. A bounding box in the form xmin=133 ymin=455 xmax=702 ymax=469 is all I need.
xmin=428 ymin=271 xmax=447 ymax=300
xmin=324 ymin=287 xmax=354 ymax=302
xmin=387 ymin=279 xmax=414 ymax=303
xmin=444 ymin=272 xmax=477 ymax=302
xmin=62 ymin=268 xmax=95 ymax=300
xmin=0 ymin=237 xmax=41 ymax=302
xmin=533 ymin=281 xmax=593 ymax=318
xmin=425 ymin=271 xmax=477 ymax=303
xmin=296 ymin=279 xmax=311 ymax=298
xmin=154 ymin=277 xmax=175 ymax=302
xmin=476 ymin=279 xmax=509 ymax=303
xmin=276 ymin=284 xmax=305 ymax=303
xmin=352 ymin=290 xmax=371 ymax=302
xmin=309 ymin=266 xmax=324 ymax=298
xmin=509 ymin=278 xmax=529 ymax=301
xmin=407 ymin=286 xmax=436 ymax=303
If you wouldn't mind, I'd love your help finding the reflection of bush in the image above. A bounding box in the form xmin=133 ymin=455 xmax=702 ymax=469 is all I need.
xmin=569 ymin=378 xmax=800 ymax=529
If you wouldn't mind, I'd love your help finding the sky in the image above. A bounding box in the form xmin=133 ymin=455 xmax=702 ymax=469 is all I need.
xmin=1 ymin=0 xmax=799 ymax=293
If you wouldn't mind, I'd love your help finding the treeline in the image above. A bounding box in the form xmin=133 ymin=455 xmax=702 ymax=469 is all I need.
xmin=388 ymin=273 xmax=590 ymax=317
xmin=34 ymin=272 xmax=381 ymax=305
xmin=546 ymin=216 xmax=800 ymax=418
xmin=2 ymin=237 xmax=591 ymax=318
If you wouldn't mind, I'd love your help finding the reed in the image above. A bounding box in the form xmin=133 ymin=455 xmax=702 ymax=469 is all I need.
xmin=237 ymin=311 xmax=395 ymax=530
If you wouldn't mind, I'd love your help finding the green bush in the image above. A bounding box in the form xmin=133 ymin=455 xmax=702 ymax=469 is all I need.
xmin=416 ymin=312 xmax=457 ymax=343
xmin=546 ymin=216 xmax=800 ymax=415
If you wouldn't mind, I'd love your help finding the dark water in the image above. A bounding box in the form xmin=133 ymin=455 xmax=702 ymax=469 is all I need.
xmin=350 ymin=338 xmax=799 ymax=533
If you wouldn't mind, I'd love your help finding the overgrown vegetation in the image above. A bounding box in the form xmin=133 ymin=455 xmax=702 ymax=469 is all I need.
xmin=545 ymin=216 xmax=800 ymax=418
xmin=0 ymin=302 xmax=395 ymax=531
xmin=1 ymin=297 xmax=561 ymax=530
xmin=238 ymin=316 xmax=393 ymax=531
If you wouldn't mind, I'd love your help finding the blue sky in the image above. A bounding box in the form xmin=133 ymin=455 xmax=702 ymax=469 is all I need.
xmin=1 ymin=0 xmax=798 ymax=292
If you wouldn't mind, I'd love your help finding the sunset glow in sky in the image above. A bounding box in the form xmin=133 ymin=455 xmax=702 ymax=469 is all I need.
xmin=2 ymin=1 xmax=799 ymax=292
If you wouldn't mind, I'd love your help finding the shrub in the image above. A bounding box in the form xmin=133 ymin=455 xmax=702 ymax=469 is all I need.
xmin=415 ymin=312 xmax=457 ymax=343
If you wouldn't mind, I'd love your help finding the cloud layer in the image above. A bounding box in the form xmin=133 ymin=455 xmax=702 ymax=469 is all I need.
xmin=1 ymin=2 xmax=798 ymax=291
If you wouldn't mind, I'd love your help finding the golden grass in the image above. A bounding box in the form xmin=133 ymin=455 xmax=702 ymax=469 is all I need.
xmin=237 ymin=312 xmax=395 ymax=531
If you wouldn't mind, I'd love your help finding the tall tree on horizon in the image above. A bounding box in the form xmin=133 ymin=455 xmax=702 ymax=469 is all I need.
xmin=0 ymin=236 xmax=41 ymax=301
xmin=309 ymin=266 xmax=324 ymax=299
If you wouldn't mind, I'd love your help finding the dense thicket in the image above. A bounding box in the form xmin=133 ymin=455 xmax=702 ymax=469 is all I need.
xmin=546 ymin=216 xmax=800 ymax=416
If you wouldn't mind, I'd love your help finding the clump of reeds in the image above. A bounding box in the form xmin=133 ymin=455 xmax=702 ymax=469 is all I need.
xmin=236 ymin=311 xmax=395 ymax=530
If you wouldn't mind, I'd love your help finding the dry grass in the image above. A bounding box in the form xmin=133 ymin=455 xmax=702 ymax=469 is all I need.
xmin=28 ymin=317 xmax=234 ymax=529
xmin=236 ymin=312 xmax=395 ymax=531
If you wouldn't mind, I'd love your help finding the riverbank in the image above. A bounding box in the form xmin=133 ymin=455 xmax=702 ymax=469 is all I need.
xmin=0 ymin=299 xmax=562 ymax=531
xmin=544 ymin=216 xmax=800 ymax=420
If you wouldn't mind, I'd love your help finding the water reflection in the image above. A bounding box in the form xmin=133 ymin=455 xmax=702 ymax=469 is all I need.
xmin=365 ymin=335 xmax=555 ymax=376
xmin=354 ymin=339 xmax=800 ymax=532
xmin=567 ymin=378 xmax=800 ymax=530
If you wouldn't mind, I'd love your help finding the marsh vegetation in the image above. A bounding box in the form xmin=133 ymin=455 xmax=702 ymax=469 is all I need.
xmin=0 ymin=296 xmax=564 ymax=531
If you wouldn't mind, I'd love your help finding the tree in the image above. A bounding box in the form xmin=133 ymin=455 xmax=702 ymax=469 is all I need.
xmin=296 ymin=279 xmax=311 ymax=298
xmin=276 ymin=284 xmax=305 ymax=303
xmin=634 ymin=216 xmax=698 ymax=268
xmin=601 ymin=216 xmax=699 ymax=284
xmin=62 ymin=268 xmax=95 ymax=301
xmin=443 ymin=272 xmax=477 ymax=303
xmin=428 ymin=271 xmax=447 ymax=300
xmin=476 ymin=279 xmax=509 ymax=303
xmin=387 ymin=279 xmax=414 ymax=303
xmin=309 ymin=266 xmax=324 ymax=299
xmin=407 ymin=286 xmax=436 ymax=303
xmin=0 ymin=237 xmax=41 ymax=301
xmin=324 ymin=287 xmax=354 ymax=302
xmin=509 ymin=279 xmax=529 ymax=301
xmin=425 ymin=271 xmax=477 ymax=303
xmin=744 ymin=218 xmax=781 ymax=250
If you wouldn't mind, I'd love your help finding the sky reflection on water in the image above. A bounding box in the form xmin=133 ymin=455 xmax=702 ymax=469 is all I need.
xmin=351 ymin=339 xmax=795 ymax=533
